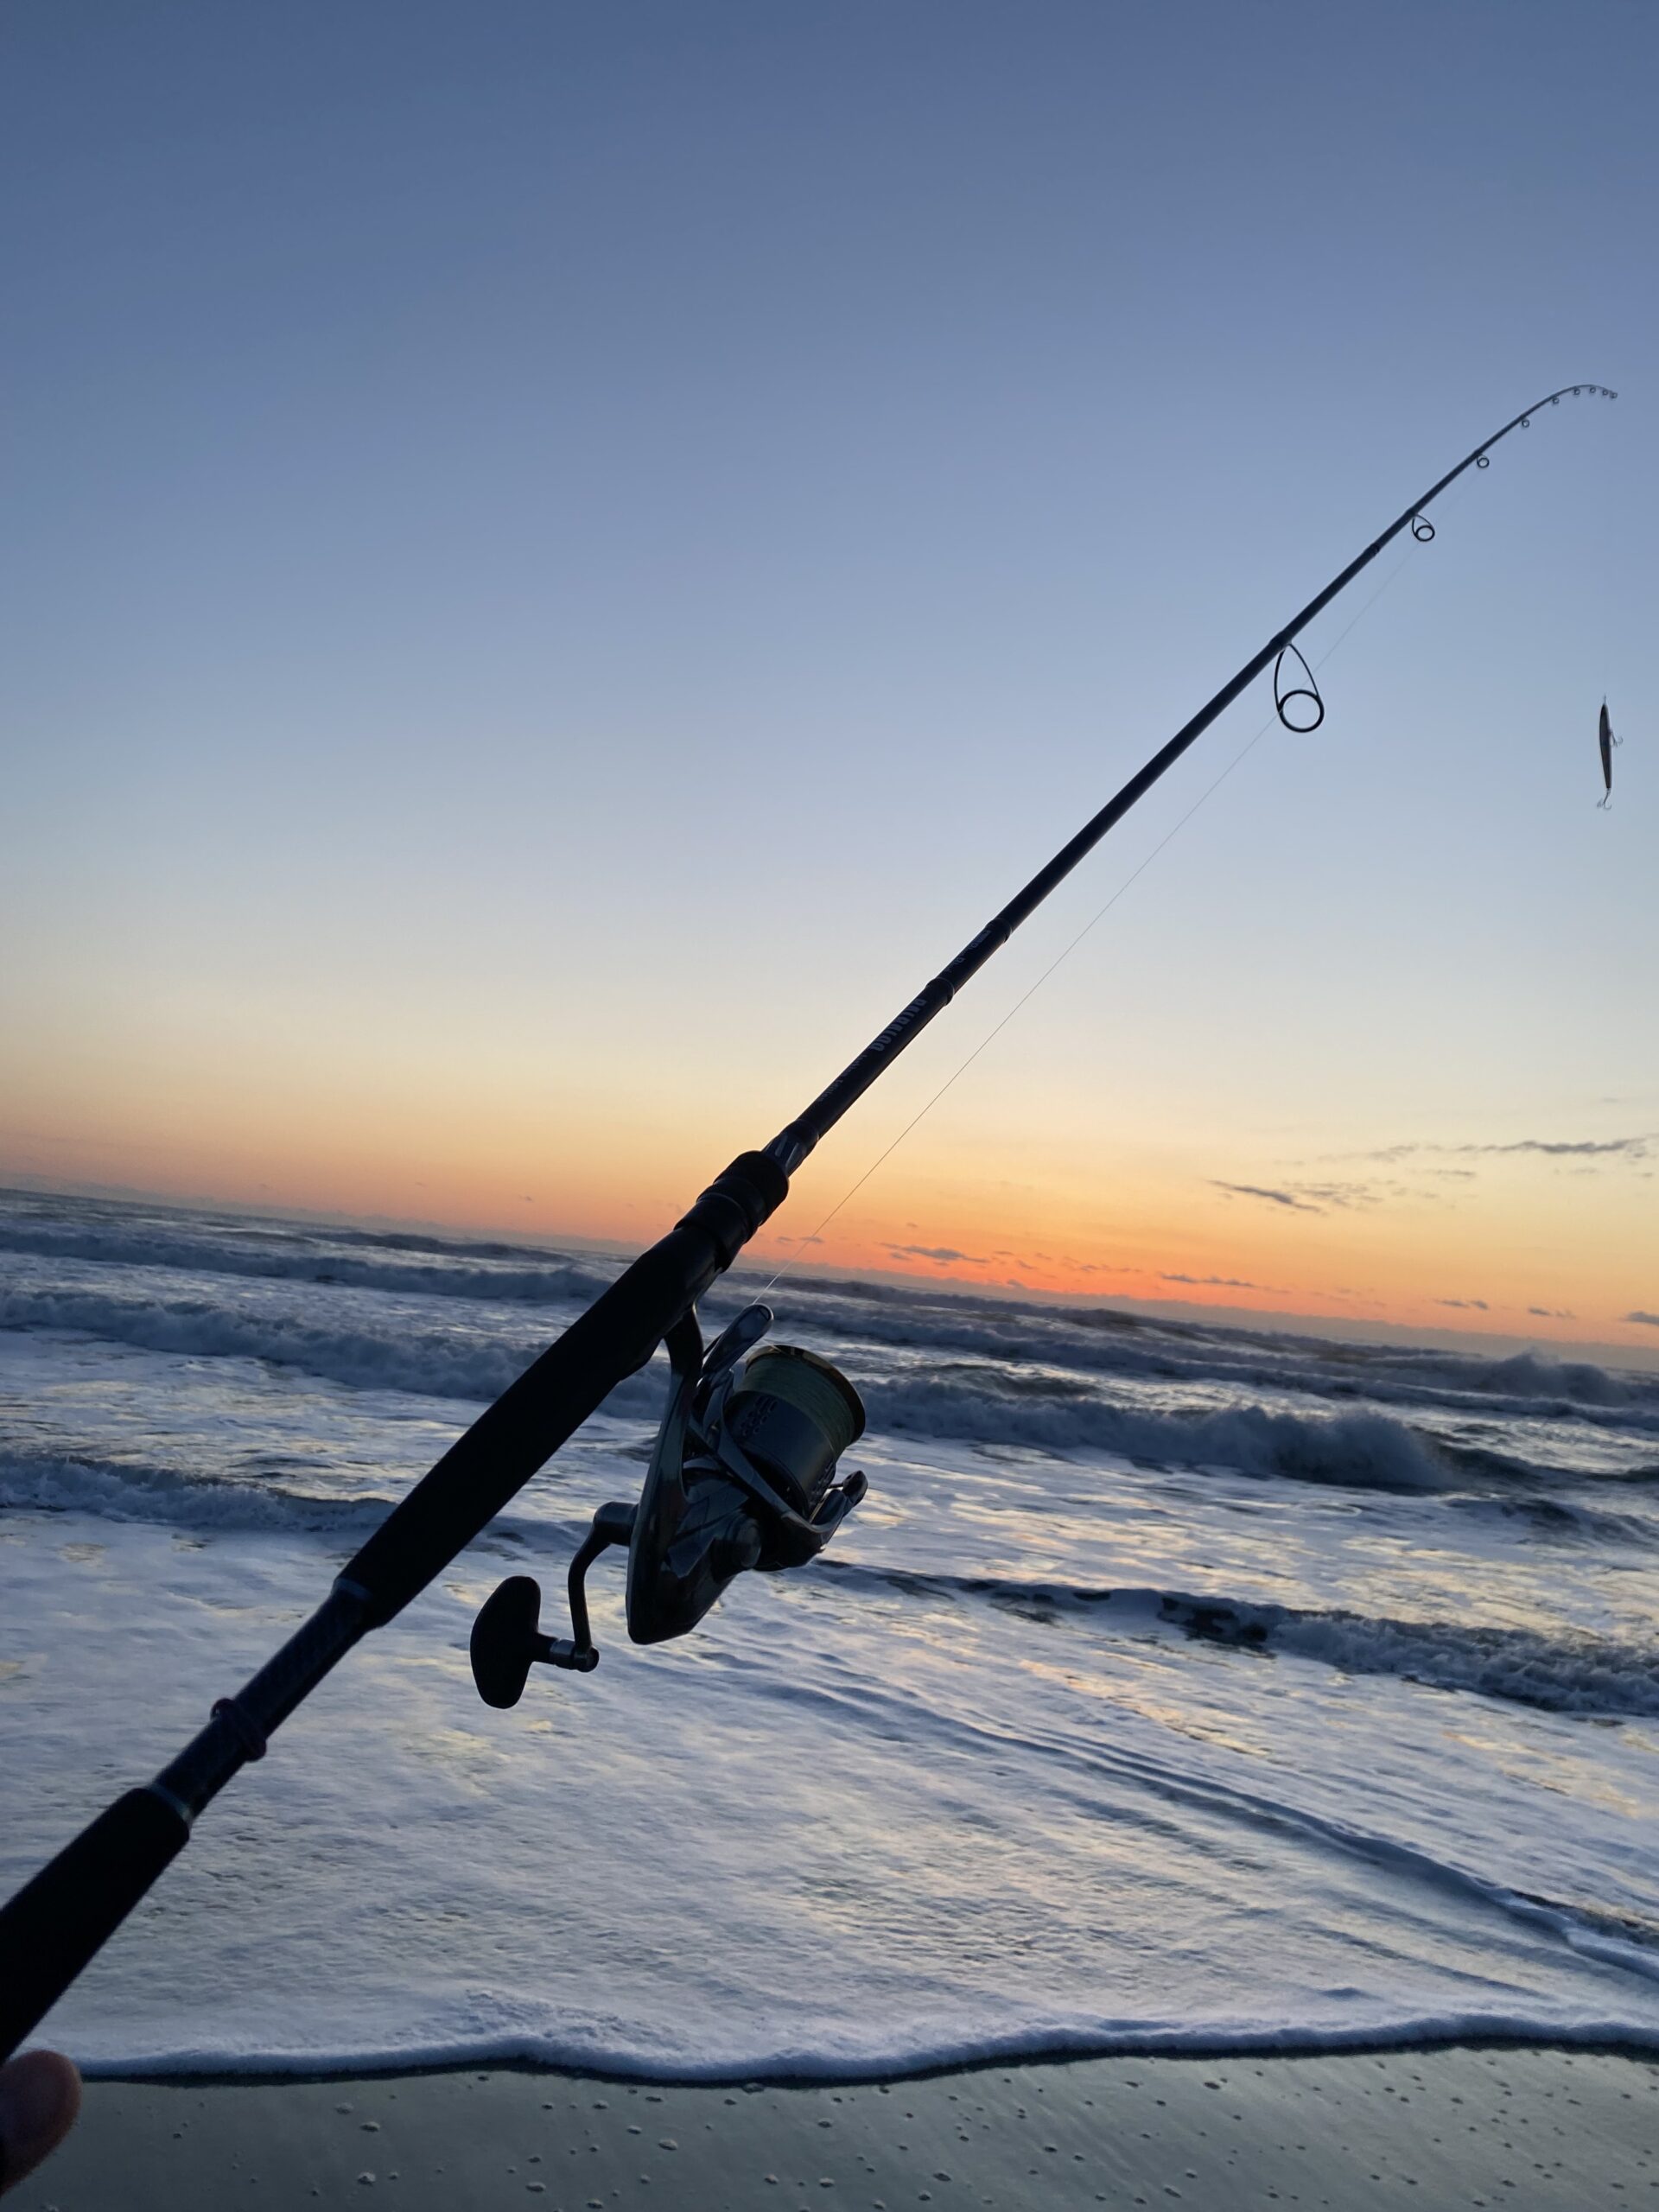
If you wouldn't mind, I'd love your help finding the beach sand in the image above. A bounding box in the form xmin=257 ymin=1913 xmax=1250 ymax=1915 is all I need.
xmin=8 ymin=2046 xmax=1654 ymax=2210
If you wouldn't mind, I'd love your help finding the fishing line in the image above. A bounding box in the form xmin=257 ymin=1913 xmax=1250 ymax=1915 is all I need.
xmin=757 ymin=528 xmax=1427 ymax=1296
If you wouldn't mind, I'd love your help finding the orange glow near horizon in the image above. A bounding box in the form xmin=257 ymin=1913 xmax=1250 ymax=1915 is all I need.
xmin=8 ymin=1033 xmax=1658 ymax=1362
xmin=747 ymin=1173 xmax=1659 ymax=1353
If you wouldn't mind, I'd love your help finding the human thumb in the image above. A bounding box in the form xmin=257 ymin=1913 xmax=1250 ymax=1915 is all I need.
xmin=0 ymin=2050 xmax=82 ymax=2196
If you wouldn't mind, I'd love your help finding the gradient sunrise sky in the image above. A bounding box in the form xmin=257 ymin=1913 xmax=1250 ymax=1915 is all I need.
xmin=3 ymin=1 xmax=1656 ymax=1353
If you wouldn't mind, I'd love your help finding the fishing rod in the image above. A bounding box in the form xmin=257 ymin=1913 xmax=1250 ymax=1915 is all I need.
xmin=0 ymin=383 xmax=1616 ymax=2063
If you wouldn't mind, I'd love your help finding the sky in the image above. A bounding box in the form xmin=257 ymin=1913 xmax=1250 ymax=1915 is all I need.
xmin=3 ymin=0 xmax=1656 ymax=1354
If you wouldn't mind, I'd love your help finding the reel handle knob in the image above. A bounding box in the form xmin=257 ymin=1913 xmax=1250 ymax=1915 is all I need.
xmin=468 ymin=1576 xmax=597 ymax=1709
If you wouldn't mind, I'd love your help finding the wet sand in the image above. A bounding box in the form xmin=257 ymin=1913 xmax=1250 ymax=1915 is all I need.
xmin=9 ymin=2045 xmax=1656 ymax=2210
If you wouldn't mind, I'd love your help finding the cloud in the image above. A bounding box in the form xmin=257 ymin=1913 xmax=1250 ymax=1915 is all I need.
xmin=1435 ymin=1297 xmax=1490 ymax=1312
xmin=1484 ymin=1137 xmax=1649 ymax=1158
xmin=1626 ymin=1311 xmax=1659 ymax=1329
xmin=1289 ymin=1180 xmax=1386 ymax=1210
xmin=1160 ymin=1273 xmax=1266 ymax=1290
xmin=1211 ymin=1181 xmax=1323 ymax=1213
xmin=1357 ymin=1135 xmax=1651 ymax=1164
xmin=1528 ymin=1306 xmax=1575 ymax=1319
xmin=884 ymin=1243 xmax=987 ymax=1266
xmin=1217 ymin=1172 xmax=1430 ymax=1211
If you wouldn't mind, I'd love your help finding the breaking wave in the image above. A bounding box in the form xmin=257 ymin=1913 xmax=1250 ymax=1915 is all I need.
xmin=822 ymin=1562 xmax=1659 ymax=1719
xmin=0 ymin=1444 xmax=591 ymax=1547
xmin=1457 ymin=1492 xmax=1659 ymax=1548
xmin=0 ymin=1447 xmax=397 ymax=1534
xmin=1159 ymin=1591 xmax=1659 ymax=1719
xmin=2 ymin=1283 xmax=1469 ymax=1490
xmin=1470 ymin=1351 xmax=1640 ymax=1408
xmin=0 ymin=1216 xmax=610 ymax=1308
xmin=7 ymin=1196 xmax=1656 ymax=1448
xmin=10 ymin=1280 xmax=1635 ymax=1497
xmin=865 ymin=1370 xmax=1453 ymax=1489
xmin=0 ymin=1281 xmax=669 ymax=1419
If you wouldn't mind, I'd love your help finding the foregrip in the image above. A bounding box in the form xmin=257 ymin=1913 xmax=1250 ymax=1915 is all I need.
xmin=0 ymin=1789 xmax=188 ymax=2063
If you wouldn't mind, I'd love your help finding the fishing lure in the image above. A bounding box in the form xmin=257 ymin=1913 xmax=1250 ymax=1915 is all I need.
xmin=1599 ymin=698 xmax=1621 ymax=808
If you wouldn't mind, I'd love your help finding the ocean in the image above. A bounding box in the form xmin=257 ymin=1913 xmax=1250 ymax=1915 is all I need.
xmin=2 ymin=1185 xmax=1656 ymax=2076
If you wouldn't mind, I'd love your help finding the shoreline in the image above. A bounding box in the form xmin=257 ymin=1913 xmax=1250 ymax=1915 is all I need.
xmin=11 ymin=2041 xmax=1656 ymax=2210
xmin=66 ymin=2025 xmax=1659 ymax=2089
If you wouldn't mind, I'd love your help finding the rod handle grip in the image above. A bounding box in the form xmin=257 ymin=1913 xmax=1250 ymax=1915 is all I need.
xmin=0 ymin=1789 xmax=188 ymax=2064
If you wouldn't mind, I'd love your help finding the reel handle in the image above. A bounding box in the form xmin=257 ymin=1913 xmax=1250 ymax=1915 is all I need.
xmin=0 ymin=1788 xmax=189 ymax=2064
xmin=469 ymin=1503 xmax=635 ymax=1707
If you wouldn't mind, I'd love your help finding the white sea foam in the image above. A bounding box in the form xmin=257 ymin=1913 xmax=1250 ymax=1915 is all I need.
xmin=63 ymin=2004 xmax=1659 ymax=2082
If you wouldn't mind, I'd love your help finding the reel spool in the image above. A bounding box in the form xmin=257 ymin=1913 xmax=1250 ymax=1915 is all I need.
xmin=468 ymin=1304 xmax=867 ymax=1706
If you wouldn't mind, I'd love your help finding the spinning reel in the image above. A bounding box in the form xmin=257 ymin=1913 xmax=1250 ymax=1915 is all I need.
xmin=468 ymin=1304 xmax=868 ymax=1708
